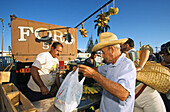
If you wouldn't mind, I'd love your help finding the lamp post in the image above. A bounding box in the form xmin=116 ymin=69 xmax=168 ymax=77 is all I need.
xmin=0 ymin=18 xmax=4 ymax=56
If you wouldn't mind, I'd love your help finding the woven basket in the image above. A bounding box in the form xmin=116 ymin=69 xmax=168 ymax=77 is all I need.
xmin=137 ymin=61 xmax=170 ymax=93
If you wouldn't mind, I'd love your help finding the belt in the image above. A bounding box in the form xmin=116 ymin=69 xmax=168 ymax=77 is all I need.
xmin=135 ymin=84 xmax=147 ymax=99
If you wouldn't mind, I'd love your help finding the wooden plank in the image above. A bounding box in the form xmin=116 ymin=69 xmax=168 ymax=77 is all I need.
xmin=7 ymin=91 xmax=20 ymax=106
xmin=32 ymin=97 xmax=56 ymax=112
xmin=2 ymin=83 xmax=12 ymax=93
xmin=15 ymin=105 xmax=26 ymax=111
xmin=2 ymin=83 xmax=19 ymax=93
xmin=1 ymin=83 xmax=39 ymax=112
xmin=20 ymin=92 xmax=36 ymax=110
xmin=22 ymin=108 xmax=39 ymax=112
xmin=0 ymin=85 xmax=17 ymax=112
xmin=0 ymin=84 xmax=5 ymax=111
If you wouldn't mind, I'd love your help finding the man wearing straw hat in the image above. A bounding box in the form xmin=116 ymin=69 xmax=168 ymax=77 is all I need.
xmin=78 ymin=32 xmax=136 ymax=112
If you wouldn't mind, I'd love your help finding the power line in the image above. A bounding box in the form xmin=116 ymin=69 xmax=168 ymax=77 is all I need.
xmin=75 ymin=0 xmax=113 ymax=28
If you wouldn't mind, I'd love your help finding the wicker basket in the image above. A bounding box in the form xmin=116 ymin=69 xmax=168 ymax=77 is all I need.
xmin=137 ymin=61 xmax=170 ymax=93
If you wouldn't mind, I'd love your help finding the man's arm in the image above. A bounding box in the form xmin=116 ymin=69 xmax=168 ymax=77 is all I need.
xmin=55 ymin=73 xmax=61 ymax=88
xmin=30 ymin=66 xmax=49 ymax=95
xmin=92 ymin=67 xmax=98 ymax=72
xmin=79 ymin=65 xmax=129 ymax=101
xmin=93 ymin=71 xmax=129 ymax=101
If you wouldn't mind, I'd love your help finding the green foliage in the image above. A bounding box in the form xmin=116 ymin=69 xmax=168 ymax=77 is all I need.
xmin=95 ymin=39 xmax=98 ymax=45
xmin=86 ymin=35 xmax=94 ymax=53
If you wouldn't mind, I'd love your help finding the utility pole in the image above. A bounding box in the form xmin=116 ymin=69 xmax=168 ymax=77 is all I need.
xmin=8 ymin=46 xmax=11 ymax=55
xmin=140 ymin=41 xmax=141 ymax=48
xmin=0 ymin=18 xmax=4 ymax=56
xmin=155 ymin=47 xmax=159 ymax=53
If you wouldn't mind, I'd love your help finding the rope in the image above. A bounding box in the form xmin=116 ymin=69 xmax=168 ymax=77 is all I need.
xmin=113 ymin=0 xmax=115 ymax=8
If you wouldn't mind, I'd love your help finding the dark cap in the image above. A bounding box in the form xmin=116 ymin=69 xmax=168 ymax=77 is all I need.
xmin=164 ymin=41 xmax=170 ymax=55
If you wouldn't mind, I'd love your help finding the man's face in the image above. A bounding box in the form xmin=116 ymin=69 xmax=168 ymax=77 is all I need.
xmin=164 ymin=53 xmax=170 ymax=64
xmin=51 ymin=45 xmax=63 ymax=58
xmin=101 ymin=47 xmax=113 ymax=63
xmin=121 ymin=43 xmax=128 ymax=53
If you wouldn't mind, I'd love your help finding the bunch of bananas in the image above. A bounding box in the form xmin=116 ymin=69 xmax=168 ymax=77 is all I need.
xmin=83 ymin=85 xmax=102 ymax=94
xmin=79 ymin=27 xmax=88 ymax=37
xmin=94 ymin=7 xmax=119 ymax=28
xmin=96 ymin=15 xmax=110 ymax=27
xmin=109 ymin=7 xmax=119 ymax=15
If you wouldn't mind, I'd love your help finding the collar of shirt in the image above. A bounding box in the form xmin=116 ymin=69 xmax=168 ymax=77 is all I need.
xmin=128 ymin=48 xmax=136 ymax=53
xmin=107 ymin=53 xmax=126 ymax=67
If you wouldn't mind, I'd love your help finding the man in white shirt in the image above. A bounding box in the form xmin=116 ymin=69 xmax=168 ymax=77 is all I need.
xmin=25 ymin=42 xmax=63 ymax=102
xmin=121 ymin=38 xmax=136 ymax=53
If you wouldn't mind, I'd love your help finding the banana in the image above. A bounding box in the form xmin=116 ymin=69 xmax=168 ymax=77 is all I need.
xmin=95 ymin=14 xmax=110 ymax=28
xmin=88 ymin=87 xmax=95 ymax=94
xmin=109 ymin=7 xmax=119 ymax=15
xmin=114 ymin=7 xmax=119 ymax=15
xmin=103 ymin=21 xmax=107 ymax=24
xmin=98 ymin=23 xmax=102 ymax=27
xmin=83 ymin=85 xmax=89 ymax=94
xmin=79 ymin=27 xmax=88 ymax=37
xmin=105 ymin=17 xmax=110 ymax=21
xmin=90 ymin=87 xmax=98 ymax=94
xmin=83 ymin=85 xmax=102 ymax=94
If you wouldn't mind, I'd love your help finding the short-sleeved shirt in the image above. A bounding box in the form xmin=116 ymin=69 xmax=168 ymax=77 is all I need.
xmin=84 ymin=58 xmax=96 ymax=67
xmin=98 ymin=53 xmax=136 ymax=112
xmin=126 ymin=48 xmax=138 ymax=62
xmin=27 ymin=52 xmax=59 ymax=92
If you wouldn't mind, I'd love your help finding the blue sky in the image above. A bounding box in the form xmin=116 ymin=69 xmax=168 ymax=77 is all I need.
xmin=0 ymin=0 xmax=170 ymax=53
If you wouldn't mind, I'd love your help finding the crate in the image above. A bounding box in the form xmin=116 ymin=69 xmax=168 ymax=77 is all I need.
xmin=0 ymin=83 xmax=39 ymax=112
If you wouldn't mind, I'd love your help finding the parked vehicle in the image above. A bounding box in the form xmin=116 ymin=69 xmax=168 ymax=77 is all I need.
xmin=9 ymin=16 xmax=77 ymax=91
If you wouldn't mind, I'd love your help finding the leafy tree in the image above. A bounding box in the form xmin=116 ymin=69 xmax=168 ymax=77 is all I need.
xmin=95 ymin=39 xmax=98 ymax=45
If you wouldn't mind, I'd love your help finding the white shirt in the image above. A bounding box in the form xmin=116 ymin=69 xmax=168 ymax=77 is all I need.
xmin=128 ymin=48 xmax=136 ymax=53
xmin=27 ymin=52 xmax=59 ymax=92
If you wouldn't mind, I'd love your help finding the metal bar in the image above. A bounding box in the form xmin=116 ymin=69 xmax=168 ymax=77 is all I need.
xmin=74 ymin=0 xmax=113 ymax=28
xmin=38 ymin=27 xmax=71 ymax=32
xmin=0 ymin=19 xmax=4 ymax=56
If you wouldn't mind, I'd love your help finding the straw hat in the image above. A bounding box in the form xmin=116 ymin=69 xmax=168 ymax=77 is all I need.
xmin=92 ymin=32 xmax=128 ymax=52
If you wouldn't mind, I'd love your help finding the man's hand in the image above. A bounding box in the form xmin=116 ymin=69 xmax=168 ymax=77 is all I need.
xmin=40 ymin=86 xmax=49 ymax=95
xmin=78 ymin=65 xmax=97 ymax=78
